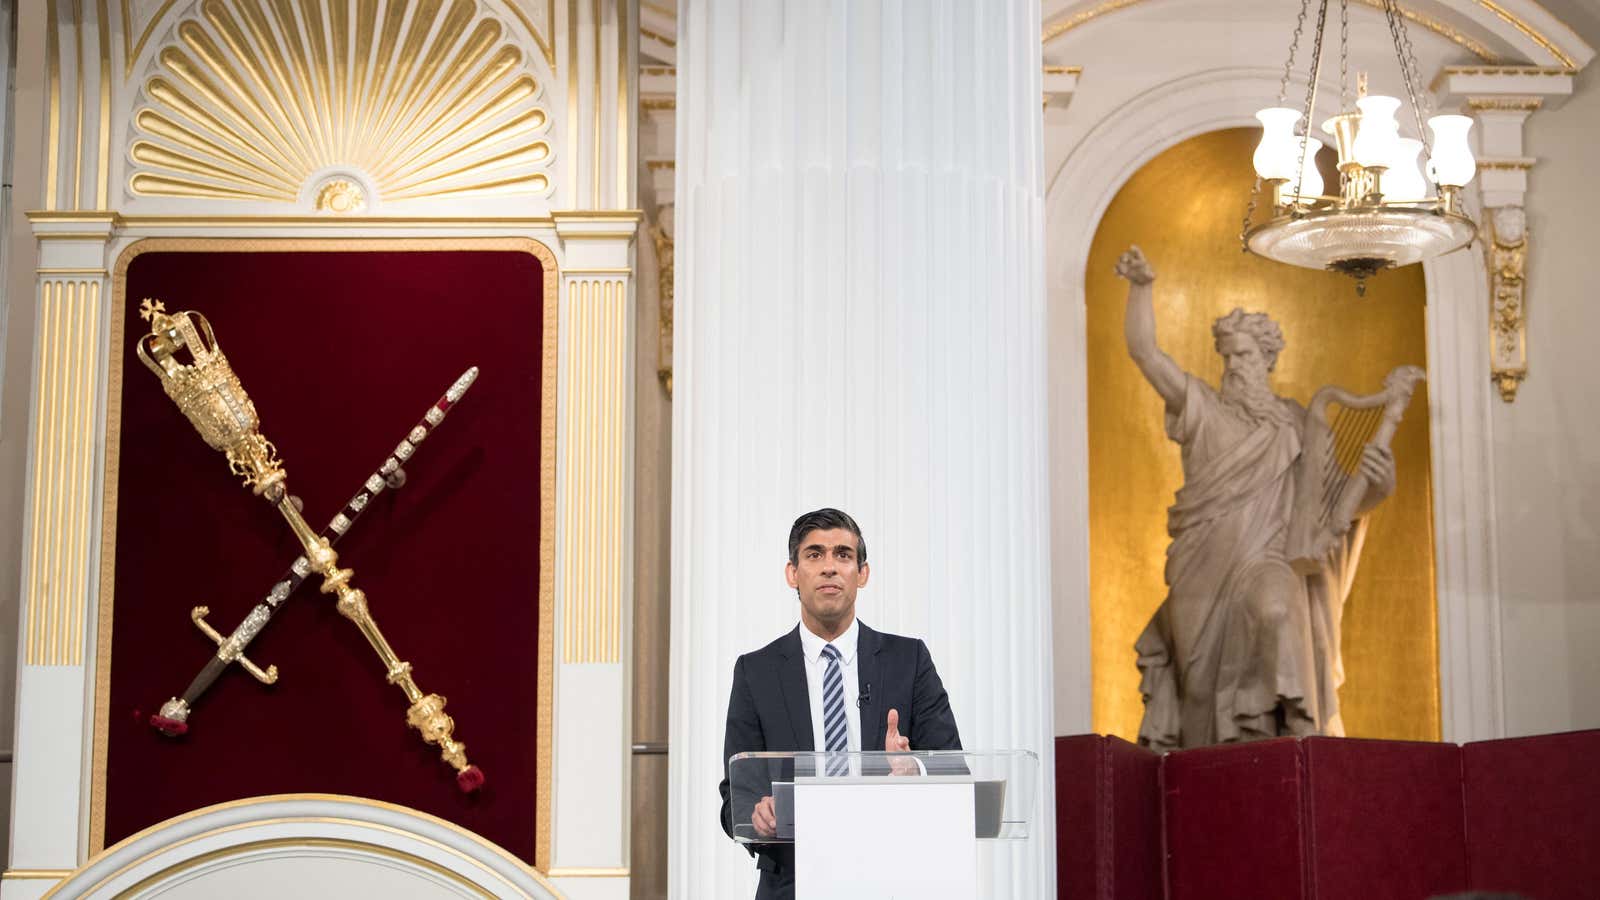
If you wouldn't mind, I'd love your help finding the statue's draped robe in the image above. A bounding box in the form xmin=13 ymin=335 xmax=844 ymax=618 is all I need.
xmin=1135 ymin=375 xmax=1363 ymax=750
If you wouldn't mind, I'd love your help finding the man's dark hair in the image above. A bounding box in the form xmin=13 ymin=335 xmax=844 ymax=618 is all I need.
xmin=787 ymin=508 xmax=867 ymax=567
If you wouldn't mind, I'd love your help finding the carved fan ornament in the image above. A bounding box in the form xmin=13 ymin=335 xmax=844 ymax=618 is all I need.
xmin=128 ymin=0 xmax=554 ymax=207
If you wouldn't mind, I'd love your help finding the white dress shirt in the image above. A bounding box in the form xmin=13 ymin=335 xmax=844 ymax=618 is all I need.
xmin=798 ymin=617 xmax=861 ymax=755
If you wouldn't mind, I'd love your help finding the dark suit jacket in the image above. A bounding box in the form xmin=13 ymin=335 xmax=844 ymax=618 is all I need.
xmin=718 ymin=621 xmax=963 ymax=900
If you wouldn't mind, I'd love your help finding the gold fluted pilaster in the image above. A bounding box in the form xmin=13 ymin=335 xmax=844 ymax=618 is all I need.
xmin=44 ymin=0 xmax=115 ymax=212
xmin=24 ymin=278 xmax=105 ymax=666
xmin=561 ymin=276 xmax=628 ymax=664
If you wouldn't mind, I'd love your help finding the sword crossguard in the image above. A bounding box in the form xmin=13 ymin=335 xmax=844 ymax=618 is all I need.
xmin=191 ymin=606 xmax=280 ymax=685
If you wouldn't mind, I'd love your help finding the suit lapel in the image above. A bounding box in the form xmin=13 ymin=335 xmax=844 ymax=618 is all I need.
xmin=857 ymin=621 xmax=882 ymax=752
xmin=775 ymin=626 xmax=814 ymax=750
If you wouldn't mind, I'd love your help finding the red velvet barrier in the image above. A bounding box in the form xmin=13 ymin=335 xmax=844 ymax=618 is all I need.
xmin=1463 ymin=729 xmax=1600 ymax=900
xmin=1162 ymin=738 xmax=1307 ymax=900
xmin=1054 ymin=735 xmax=1162 ymax=900
xmin=102 ymin=249 xmax=549 ymax=862
xmin=1300 ymin=737 xmax=1467 ymax=899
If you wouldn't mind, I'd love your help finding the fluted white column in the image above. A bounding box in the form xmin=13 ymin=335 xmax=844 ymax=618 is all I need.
xmin=668 ymin=2 xmax=1054 ymax=896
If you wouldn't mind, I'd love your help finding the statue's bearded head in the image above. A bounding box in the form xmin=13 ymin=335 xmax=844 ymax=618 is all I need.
xmin=1212 ymin=308 xmax=1287 ymax=421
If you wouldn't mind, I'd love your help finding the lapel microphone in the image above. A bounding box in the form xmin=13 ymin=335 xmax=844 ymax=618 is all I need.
xmin=857 ymin=682 xmax=871 ymax=708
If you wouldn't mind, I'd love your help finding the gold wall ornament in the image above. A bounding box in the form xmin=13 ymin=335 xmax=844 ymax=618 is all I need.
xmin=314 ymin=178 xmax=367 ymax=214
xmin=1488 ymin=206 xmax=1528 ymax=401
xmin=650 ymin=216 xmax=674 ymax=396
xmin=1087 ymin=128 xmax=1439 ymax=745
xmin=126 ymin=1 xmax=554 ymax=205
xmin=135 ymin=301 xmax=484 ymax=791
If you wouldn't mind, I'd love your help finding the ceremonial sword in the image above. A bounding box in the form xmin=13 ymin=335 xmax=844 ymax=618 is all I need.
xmin=150 ymin=366 xmax=478 ymax=738
xmin=137 ymin=300 xmax=485 ymax=791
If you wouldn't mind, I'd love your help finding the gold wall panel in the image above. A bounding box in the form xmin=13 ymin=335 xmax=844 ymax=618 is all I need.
xmin=1085 ymin=128 xmax=1440 ymax=743
xmin=25 ymin=280 xmax=103 ymax=666
xmin=126 ymin=0 xmax=554 ymax=204
xmin=561 ymin=278 xmax=626 ymax=664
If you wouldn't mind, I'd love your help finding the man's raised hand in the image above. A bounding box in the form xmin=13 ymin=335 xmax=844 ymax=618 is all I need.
xmin=1116 ymin=246 xmax=1156 ymax=285
xmin=886 ymin=708 xmax=917 ymax=776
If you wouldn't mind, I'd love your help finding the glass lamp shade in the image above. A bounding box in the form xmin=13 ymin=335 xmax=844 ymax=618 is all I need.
xmin=1385 ymin=138 xmax=1428 ymax=203
xmin=1284 ymin=137 xmax=1325 ymax=200
xmin=1427 ymin=114 xmax=1476 ymax=187
xmin=1245 ymin=206 xmax=1476 ymax=272
xmin=1253 ymin=107 xmax=1302 ymax=181
xmin=1353 ymin=95 xmax=1402 ymax=169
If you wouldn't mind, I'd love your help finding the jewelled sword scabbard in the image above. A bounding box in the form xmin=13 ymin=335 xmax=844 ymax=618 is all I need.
xmin=152 ymin=367 xmax=479 ymax=737
xmin=136 ymin=300 xmax=484 ymax=791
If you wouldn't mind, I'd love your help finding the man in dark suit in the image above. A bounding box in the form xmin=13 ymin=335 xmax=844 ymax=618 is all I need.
xmin=719 ymin=508 xmax=964 ymax=900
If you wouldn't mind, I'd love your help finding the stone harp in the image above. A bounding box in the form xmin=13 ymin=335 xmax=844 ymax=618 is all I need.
xmin=1286 ymin=365 xmax=1426 ymax=572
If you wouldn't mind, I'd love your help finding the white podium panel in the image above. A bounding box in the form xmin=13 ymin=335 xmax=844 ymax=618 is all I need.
xmin=794 ymin=778 xmax=977 ymax=900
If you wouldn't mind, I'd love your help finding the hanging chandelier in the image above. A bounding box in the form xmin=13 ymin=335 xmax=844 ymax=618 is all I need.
xmin=1242 ymin=0 xmax=1477 ymax=293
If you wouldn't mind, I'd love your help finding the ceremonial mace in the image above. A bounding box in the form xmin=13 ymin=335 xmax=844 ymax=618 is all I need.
xmin=136 ymin=300 xmax=484 ymax=791
xmin=149 ymin=366 xmax=478 ymax=737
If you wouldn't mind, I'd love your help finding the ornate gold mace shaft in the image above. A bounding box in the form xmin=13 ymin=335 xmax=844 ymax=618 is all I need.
xmin=135 ymin=300 xmax=483 ymax=791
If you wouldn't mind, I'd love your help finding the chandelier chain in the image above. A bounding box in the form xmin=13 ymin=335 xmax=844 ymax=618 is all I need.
xmin=1298 ymin=0 xmax=1332 ymax=199
xmin=1339 ymin=0 xmax=1351 ymax=109
xmin=1386 ymin=0 xmax=1434 ymax=155
xmin=1277 ymin=0 xmax=1313 ymax=106
xmin=1249 ymin=0 xmax=1318 ymax=247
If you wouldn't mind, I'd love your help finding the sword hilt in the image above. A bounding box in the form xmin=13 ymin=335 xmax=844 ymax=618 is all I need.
xmin=191 ymin=606 xmax=279 ymax=684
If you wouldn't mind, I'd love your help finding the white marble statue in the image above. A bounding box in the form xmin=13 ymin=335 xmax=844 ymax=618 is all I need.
xmin=1116 ymin=246 xmax=1421 ymax=750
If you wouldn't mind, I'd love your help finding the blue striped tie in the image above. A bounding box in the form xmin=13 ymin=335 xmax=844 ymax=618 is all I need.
xmin=821 ymin=644 xmax=849 ymax=776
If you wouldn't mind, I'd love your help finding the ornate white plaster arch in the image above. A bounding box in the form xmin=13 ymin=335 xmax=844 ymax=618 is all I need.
xmin=1046 ymin=67 xmax=1504 ymax=744
xmin=42 ymin=795 xmax=563 ymax=899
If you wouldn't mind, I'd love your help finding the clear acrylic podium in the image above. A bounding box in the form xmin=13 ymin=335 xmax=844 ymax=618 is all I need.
xmin=728 ymin=750 xmax=1040 ymax=899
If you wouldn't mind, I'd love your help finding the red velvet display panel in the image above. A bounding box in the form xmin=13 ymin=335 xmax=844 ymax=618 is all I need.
xmin=1463 ymin=729 xmax=1600 ymax=900
xmin=1301 ymin=737 xmax=1467 ymax=899
xmin=103 ymin=250 xmax=547 ymax=861
xmin=1163 ymin=738 xmax=1307 ymax=900
xmin=1054 ymin=735 xmax=1162 ymax=900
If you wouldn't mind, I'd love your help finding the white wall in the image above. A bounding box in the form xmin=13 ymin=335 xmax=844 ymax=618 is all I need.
xmin=1493 ymin=61 xmax=1600 ymax=737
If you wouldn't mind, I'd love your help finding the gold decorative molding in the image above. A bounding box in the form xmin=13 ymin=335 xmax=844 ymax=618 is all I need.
xmin=121 ymin=0 xmax=181 ymax=76
xmin=1043 ymin=65 xmax=1083 ymax=75
xmin=1443 ymin=65 xmax=1575 ymax=76
xmin=1478 ymin=159 xmax=1535 ymax=170
xmin=1359 ymin=0 xmax=1500 ymax=63
xmin=2 ymin=870 xmax=74 ymax=880
xmin=548 ymin=866 xmax=630 ymax=877
xmin=562 ymin=278 xmax=627 ymax=664
xmin=127 ymin=1 xmax=554 ymax=205
xmin=640 ymin=97 xmax=675 ymax=111
xmin=1042 ymin=0 xmax=1142 ymax=45
xmin=641 ymin=65 xmax=675 ymax=77
xmin=95 ymin=238 xmax=560 ymax=872
xmin=505 ymin=0 xmax=558 ymax=68
xmin=645 ymin=159 xmax=674 ymax=171
xmin=1042 ymin=0 xmax=1500 ymax=62
xmin=1467 ymin=97 xmax=1544 ymax=111
xmin=23 ymin=278 xmax=103 ymax=667
xmin=1472 ymin=0 xmax=1577 ymax=68
xmin=1487 ymin=206 xmax=1528 ymax=401
xmin=639 ymin=26 xmax=675 ymax=49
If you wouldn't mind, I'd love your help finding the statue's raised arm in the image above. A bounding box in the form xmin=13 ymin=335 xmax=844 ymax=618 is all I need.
xmin=1116 ymin=246 xmax=1187 ymax=411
